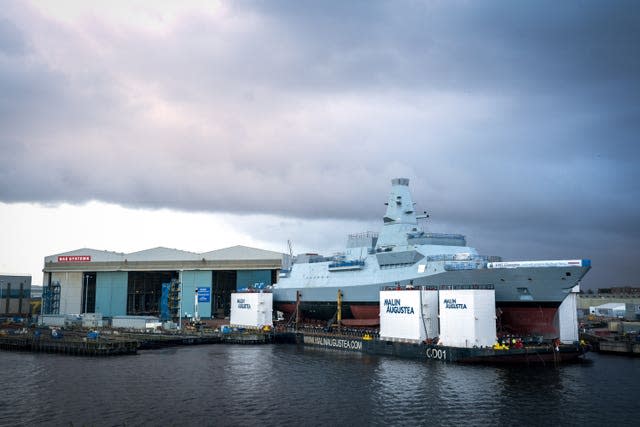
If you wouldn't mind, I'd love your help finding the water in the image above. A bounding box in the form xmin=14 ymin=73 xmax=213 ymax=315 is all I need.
xmin=0 ymin=345 xmax=638 ymax=426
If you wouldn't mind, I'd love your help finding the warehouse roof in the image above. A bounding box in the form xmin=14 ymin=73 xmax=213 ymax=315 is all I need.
xmin=201 ymin=245 xmax=283 ymax=261
xmin=45 ymin=245 xmax=284 ymax=265
xmin=45 ymin=248 xmax=126 ymax=263
xmin=126 ymin=247 xmax=200 ymax=261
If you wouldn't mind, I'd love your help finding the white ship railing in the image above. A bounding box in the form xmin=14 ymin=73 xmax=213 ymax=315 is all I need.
xmin=427 ymin=254 xmax=502 ymax=263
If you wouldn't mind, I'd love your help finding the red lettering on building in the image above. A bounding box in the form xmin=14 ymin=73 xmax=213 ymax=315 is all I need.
xmin=57 ymin=255 xmax=92 ymax=262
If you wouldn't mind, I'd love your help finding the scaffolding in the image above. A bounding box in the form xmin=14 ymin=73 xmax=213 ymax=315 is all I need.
xmin=42 ymin=281 xmax=61 ymax=315
xmin=160 ymin=279 xmax=181 ymax=322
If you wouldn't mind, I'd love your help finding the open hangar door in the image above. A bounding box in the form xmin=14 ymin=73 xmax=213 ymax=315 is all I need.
xmin=212 ymin=270 xmax=236 ymax=318
xmin=127 ymin=271 xmax=179 ymax=316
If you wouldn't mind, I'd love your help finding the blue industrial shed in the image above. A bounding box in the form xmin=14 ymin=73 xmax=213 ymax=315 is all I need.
xmin=42 ymin=245 xmax=286 ymax=320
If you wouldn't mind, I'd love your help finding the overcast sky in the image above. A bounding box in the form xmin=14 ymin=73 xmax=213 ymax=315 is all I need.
xmin=1 ymin=1 xmax=638 ymax=289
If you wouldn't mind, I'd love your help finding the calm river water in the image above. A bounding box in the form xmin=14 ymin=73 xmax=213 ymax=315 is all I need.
xmin=0 ymin=345 xmax=638 ymax=426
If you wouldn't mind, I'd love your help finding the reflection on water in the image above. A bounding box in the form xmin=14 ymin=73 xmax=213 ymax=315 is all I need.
xmin=0 ymin=347 xmax=637 ymax=426
xmin=369 ymin=358 xmax=506 ymax=425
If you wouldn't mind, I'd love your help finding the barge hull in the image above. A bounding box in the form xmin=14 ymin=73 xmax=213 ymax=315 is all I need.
xmin=292 ymin=332 xmax=587 ymax=365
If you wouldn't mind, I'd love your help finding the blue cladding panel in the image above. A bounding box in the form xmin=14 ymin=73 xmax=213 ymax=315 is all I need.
xmin=236 ymin=270 xmax=272 ymax=290
xmin=181 ymin=271 xmax=212 ymax=319
xmin=95 ymin=272 xmax=128 ymax=316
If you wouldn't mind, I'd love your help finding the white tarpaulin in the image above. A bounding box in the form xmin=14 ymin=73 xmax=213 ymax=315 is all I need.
xmin=230 ymin=292 xmax=273 ymax=328
xmin=379 ymin=289 xmax=438 ymax=341
xmin=439 ymin=289 xmax=496 ymax=348
xmin=558 ymin=292 xmax=578 ymax=343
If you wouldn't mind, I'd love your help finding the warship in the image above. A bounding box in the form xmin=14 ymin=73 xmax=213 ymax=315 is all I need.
xmin=272 ymin=178 xmax=590 ymax=338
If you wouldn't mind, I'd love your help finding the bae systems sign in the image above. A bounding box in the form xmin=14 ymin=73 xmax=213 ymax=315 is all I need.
xmin=58 ymin=256 xmax=91 ymax=262
xmin=443 ymin=298 xmax=467 ymax=309
xmin=383 ymin=298 xmax=415 ymax=314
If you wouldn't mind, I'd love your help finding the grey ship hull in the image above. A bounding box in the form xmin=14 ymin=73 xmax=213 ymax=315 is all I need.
xmin=272 ymin=262 xmax=590 ymax=336
xmin=273 ymin=264 xmax=590 ymax=307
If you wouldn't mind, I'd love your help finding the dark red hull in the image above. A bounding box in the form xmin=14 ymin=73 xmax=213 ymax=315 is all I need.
xmin=349 ymin=305 xmax=379 ymax=320
xmin=278 ymin=301 xmax=563 ymax=339
xmin=277 ymin=302 xmax=380 ymax=326
xmin=498 ymin=305 xmax=559 ymax=338
xmin=341 ymin=318 xmax=380 ymax=327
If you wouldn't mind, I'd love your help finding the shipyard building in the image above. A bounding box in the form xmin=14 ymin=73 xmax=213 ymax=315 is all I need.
xmin=42 ymin=246 xmax=286 ymax=320
xmin=0 ymin=274 xmax=32 ymax=317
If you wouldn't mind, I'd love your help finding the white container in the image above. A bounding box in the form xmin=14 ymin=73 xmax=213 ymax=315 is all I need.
xmin=439 ymin=288 xmax=496 ymax=348
xmin=163 ymin=321 xmax=177 ymax=330
xmin=379 ymin=289 xmax=438 ymax=342
xmin=558 ymin=293 xmax=578 ymax=343
xmin=230 ymin=292 xmax=273 ymax=328
xmin=39 ymin=315 xmax=67 ymax=327
xmin=82 ymin=319 xmax=104 ymax=328
xmin=82 ymin=313 xmax=104 ymax=328
xmin=112 ymin=316 xmax=162 ymax=330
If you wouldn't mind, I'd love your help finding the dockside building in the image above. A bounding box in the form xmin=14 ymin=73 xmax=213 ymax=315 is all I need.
xmin=0 ymin=274 xmax=32 ymax=317
xmin=42 ymin=246 xmax=286 ymax=320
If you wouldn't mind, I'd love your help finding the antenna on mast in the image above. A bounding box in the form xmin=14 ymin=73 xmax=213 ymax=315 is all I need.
xmin=416 ymin=211 xmax=430 ymax=232
xmin=416 ymin=211 xmax=429 ymax=220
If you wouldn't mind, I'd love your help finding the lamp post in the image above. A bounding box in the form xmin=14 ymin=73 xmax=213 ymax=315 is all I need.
xmin=0 ymin=280 xmax=4 ymax=315
xmin=194 ymin=289 xmax=199 ymax=323
xmin=84 ymin=274 xmax=89 ymax=314
xmin=178 ymin=270 xmax=183 ymax=330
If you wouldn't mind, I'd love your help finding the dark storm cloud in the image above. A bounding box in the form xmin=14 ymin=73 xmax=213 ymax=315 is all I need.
xmin=249 ymin=1 xmax=639 ymax=99
xmin=0 ymin=1 xmax=638 ymax=287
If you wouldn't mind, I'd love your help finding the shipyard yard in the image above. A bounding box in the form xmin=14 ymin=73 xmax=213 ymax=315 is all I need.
xmin=2 ymin=1 xmax=639 ymax=426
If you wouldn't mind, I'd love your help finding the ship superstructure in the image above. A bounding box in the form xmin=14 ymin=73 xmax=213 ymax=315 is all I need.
xmin=272 ymin=178 xmax=590 ymax=337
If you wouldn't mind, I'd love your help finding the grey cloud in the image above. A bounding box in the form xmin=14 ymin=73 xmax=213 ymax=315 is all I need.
xmin=243 ymin=1 xmax=638 ymax=98
xmin=0 ymin=17 xmax=28 ymax=56
xmin=0 ymin=2 xmax=638 ymax=288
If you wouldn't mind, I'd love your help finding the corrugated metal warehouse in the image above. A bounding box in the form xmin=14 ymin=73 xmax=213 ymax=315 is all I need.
xmin=42 ymin=245 xmax=286 ymax=320
xmin=0 ymin=274 xmax=32 ymax=316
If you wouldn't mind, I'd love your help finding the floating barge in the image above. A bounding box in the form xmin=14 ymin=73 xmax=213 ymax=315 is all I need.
xmin=0 ymin=324 xmax=275 ymax=356
xmin=0 ymin=330 xmax=277 ymax=357
xmin=122 ymin=332 xmax=222 ymax=349
xmin=275 ymin=284 xmax=590 ymax=365
xmin=0 ymin=301 xmax=278 ymax=357
xmin=580 ymin=322 xmax=640 ymax=357
xmin=0 ymin=332 xmax=138 ymax=356
xmin=597 ymin=339 xmax=640 ymax=356
xmin=276 ymin=329 xmax=588 ymax=365
xmin=0 ymin=326 xmax=227 ymax=356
